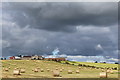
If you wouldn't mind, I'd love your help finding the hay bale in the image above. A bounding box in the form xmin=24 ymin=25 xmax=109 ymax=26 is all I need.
xmin=20 ymin=69 xmax=25 ymax=73
xmin=100 ymin=72 xmax=107 ymax=78
xmin=62 ymin=67 xmax=64 ymax=70
xmin=60 ymin=69 xmax=62 ymax=72
xmin=40 ymin=69 xmax=44 ymax=72
xmin=53 ymin=70 xmax=60 ymax=77
xmin=101 ymin=69 xmax=105 ymax=72
xmin=4 ymin=68 xmax=9 ymax=72
xmin=106 ymin=69 xmax=112 ymax=73
xmin=34 ymin=68 xmax=38 ymax=72
xmin=78 ymin=67 xmax=81 ymax=69
xmin=55 ymin=68 xmax=58 ymax=70
xmin=13 ymin=70 xmax=21 ymax=75
xmin=76 ymin=70 xmax=80 ymax=73
xmin=8 ymin=67 xmax=11 ymax=69
xmin=47 ymin=69 xmax=50 ymax=72
xmin=109 ymin=70 xmax=114 ymax=74
xmin=68 ymin=70 xmax=72 ymax=74
xmin=32 ymin=69 xmax=34 ymax=71
xmin=16 ymin=67 xmax=19 ymax=69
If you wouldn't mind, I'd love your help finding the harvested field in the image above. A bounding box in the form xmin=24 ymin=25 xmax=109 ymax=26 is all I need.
xmin=1 ymin=60 xmax=119 ymax=78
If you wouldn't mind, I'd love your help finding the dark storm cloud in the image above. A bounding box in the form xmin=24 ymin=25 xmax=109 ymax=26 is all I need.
xmin=2 ymin=2 xmax=118 ymax=32
xmin=1 ymin=2 xmax=118 ymax=58
xmin=2 ymin=23 xmax=117 ymax=56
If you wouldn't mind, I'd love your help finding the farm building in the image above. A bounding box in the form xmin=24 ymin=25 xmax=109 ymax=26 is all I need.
xmin=45 ymin=58 xmax=66 ymax=61
xmin=9 ymin=56 xmax=15 ymax=60
xmin=31 ymin=55 xmax=44 ymax=60
xmin=44 ymin=48 xmax=67 ymax=61
xmin=15 ymin=56 xmax=21 ymax=60
xmin=9 ymin=56 xmax=21 ymax=60
xmin=21 ymin=56 xmax=32 ymax=60
xmin=8 ymin=55 xmax=44 ymax=60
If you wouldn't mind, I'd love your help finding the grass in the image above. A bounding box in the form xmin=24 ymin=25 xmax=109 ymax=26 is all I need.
xmin=1 ymin=60 xmax=119 ymax=78
xmin=61 ymin=61 xmax=118 ymax=68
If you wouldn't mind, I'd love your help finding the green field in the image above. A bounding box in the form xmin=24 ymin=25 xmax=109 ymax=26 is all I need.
xmin=1 ymin=60 xmax=119 ymax=78
xmin=61 ymin=61 xmax=118 ymax=68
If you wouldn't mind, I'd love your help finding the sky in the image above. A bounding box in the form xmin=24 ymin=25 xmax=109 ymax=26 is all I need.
xmin=1 ymin=2 xmax=119 ymax=62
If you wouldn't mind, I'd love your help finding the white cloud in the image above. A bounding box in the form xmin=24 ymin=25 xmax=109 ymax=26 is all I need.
xmin=108 ymin=58 xmax=119 ymax=62
xmin=76 ymin=25 xmax=110 ymax=34
xmin=66 ymin=55 xmax=117 ymax=63
xmin=95 ymin=44 xmax=103 ymax=50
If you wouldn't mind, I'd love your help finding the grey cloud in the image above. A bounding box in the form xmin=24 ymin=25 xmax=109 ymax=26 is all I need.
xmin=1 ymin=2 xmax=118 ymax=59
xmin=2 ymin=2 xmax=118 ymax=32
xmin=2 ymin=23 xmax=117 ymax=57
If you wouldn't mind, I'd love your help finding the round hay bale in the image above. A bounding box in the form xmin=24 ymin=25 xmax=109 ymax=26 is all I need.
xmin=4 ymin=68 xmax=9 ymax=72
xmin=60 ymin=69 xmax=62 ymax=72
xmin=55 ymin=68 xmax=58 ymax=70
xmin=13 ymin=70 xmax=21 ymax=75
xmin=20 ymin=69 xmax=25 ymax=73
xmin=100 ymin=72 xmax=107 ymax=78
xmin=53 ymin=70 xmax=60 ymax=77
xmin=76 ymin=70 xmax=80 ymax=73
xmin=110 ymin=70 xmax=114 ymax=74
xmin=32 ymin=69 xmax=34 ymax=71
xmin=101 ymin=69 xmax=105 ymax=72
xmin=78 ymin=67 xmax=81 ymax=69
xmin=34 ymin=68 xmax=38 ymax=72
xmin=106 ymin=69 xmax=111 ymax=73
xmin=47 ymin=69 xmax=50 ymax=72
xmin=40 ymin=69 xmax=44 ymax=72
xmin=68 ymin=70 xmax=72 ymax=74
xmin=8 ymin=67 xmax=11 ymax=69
xmin=16 ymin=67 xmax=19 ymax=69
xmin=62 ymin=68 xmax=64 ymax=70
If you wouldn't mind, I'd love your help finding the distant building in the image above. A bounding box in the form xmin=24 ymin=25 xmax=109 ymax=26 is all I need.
xmin=8 ymin=55 xmax=44 ymax=60
xmin=44 ymin=48 xmax=66 ymax=61
xmin=15 ymin=56 xmax=21 ymax=60
xmin=9 ymin=56 xmax=15 ymax=60
xmin=45 ymin=58 xmax=66 ymax=61
xmin=31 ymin=55 xmax=44 ymax=60
xmin=22 ymin=56 xmax=32 ymax=60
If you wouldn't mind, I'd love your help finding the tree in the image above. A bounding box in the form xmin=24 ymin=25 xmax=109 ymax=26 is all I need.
xmin=95 ymin=61 xmax=98 ymax=63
